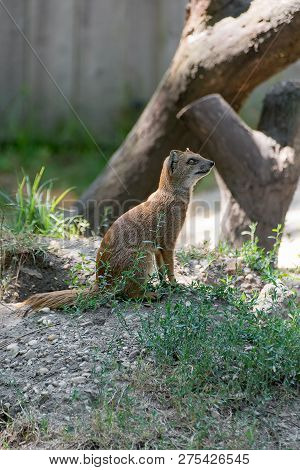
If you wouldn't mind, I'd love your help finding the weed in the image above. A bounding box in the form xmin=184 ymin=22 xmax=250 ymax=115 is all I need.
xmin=139 ymin=281 xmax=300 ymax=403
xmin=240 ymin=223 xmax=283 ymax=281
xmin=0 ymin=220 xmax=47 ymax=298
xmin=177 ymin=241 xmax=216 ymax=267
xmin=0 ymin=167 xmax=89 ymax=237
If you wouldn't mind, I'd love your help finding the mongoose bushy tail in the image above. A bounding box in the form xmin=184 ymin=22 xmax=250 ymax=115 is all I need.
xmin=16 ymin=285 xmax=99 ymax=313
xmin=13 ymin=149 xmax=214 ymax=313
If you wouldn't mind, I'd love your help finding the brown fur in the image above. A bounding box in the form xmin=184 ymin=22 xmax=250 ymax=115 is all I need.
xmin=18 ymin=150 xmax=214 ymax=312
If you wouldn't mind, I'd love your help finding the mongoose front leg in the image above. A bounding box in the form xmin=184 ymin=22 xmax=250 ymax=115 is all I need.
xmin=126 ymin=285 xmax=158 ymax=301
xmin=155 ymin=250 xmax=166 ymax=282
xmin=161 ymin=249 xmax=176 ymax=284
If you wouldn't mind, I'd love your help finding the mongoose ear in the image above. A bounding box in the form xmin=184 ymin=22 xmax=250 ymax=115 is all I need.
xmin=169 ymin=150 xmax=179 ymax=174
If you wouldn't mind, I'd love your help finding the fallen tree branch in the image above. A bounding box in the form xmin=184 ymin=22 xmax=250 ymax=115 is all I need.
xmin=178 ymin=81 xmax=300 ymax=249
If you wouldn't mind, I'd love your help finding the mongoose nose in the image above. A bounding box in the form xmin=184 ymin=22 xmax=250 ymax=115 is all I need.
xmin=209 ymin=160 xmax=215 ymax=167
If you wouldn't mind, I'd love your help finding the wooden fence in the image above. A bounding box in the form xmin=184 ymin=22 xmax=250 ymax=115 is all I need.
xmin=0 ymin=1 xmax=299 ymax=140
xmin=0 ymin=0 xmax=187 ymax=138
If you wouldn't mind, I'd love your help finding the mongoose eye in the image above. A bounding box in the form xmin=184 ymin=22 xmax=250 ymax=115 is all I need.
xmin=187 ymin=158 xmax=198 ymax=165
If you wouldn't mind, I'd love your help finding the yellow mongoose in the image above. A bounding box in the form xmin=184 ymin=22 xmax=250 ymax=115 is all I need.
xmin=18 ymin=149 xmax=214 ymax=311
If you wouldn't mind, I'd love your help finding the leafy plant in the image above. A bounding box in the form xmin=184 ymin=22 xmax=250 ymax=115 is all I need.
xmin=0 ymin=167 xmax=89 ymax=237
xmin=240 ymin=223 xmax=283 ymax=281
xmin=139 ymin=282 xmax=300 ymax=402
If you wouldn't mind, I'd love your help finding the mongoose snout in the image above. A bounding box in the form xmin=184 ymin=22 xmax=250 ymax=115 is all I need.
xmin=195 ymin=159 xmax=215 ymax=175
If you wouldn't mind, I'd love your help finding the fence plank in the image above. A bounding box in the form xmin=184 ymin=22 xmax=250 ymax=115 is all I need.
xmin=73 ymin=0 xmax=134 ymax=137
xmin=26 ymin=0 xmax=74 ymax=132
xmin=1 ymin=0 xmax=297 ymax=138
xmin=0 ymin=0 xmax=28 ymax=138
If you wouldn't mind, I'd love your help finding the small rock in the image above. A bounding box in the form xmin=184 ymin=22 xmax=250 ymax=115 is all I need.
xmin=20 ymin=266 xmax=43 ymax=279
xmin=24 ymin=349 xmax=35 ymax=360
xmin=241 ymin=282 xmax=252 ymax=291
xmin=225 ymin=259 xmax=238 ymax=274
xmin=38 ymin=367 xmax=49 ymax=375
xmin=28 ymin=339 xmax=39 ymax=348
xmin=37 ymin=316 xmax=54 ymax=326
xmin=129 ymin=350 xmax=140 ymax=360
xmin=6 ymin=343 xmax=19 ymax=357
xmin=47 ymin=334 xmax=57 ymax=342
xmin=72 ymin=376 xmax=87 ymax=385
xmin=210 ymin=408 xmax=220 ymax=419
xmin=39 ymin=307 xmax=51 ymax=314
xmin=254 ymin=281 xmax=294 ymax=317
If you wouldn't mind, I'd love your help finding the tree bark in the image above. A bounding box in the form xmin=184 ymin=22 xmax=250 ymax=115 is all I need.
xmin=76 ymin=0 xmax=300 ymax=231
xmin=178 ymin=81 xmax=300 ymax=250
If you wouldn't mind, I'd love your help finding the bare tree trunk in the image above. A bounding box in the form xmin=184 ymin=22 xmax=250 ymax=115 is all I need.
xmin=76 ymin=0 xmax=300 ymax=231
xmin=178 ymin=81 xmax=300 ymax=249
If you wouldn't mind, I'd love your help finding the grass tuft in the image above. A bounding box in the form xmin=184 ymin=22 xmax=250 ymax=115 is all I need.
xmin=0 ymin=167 xmax=89 ymax=238
xmin=139 ymin=281 xmax=300 ymax=402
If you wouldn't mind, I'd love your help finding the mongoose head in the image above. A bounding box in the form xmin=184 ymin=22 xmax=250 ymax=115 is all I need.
xmin=165 ymin=149 xmax=214 ymax=190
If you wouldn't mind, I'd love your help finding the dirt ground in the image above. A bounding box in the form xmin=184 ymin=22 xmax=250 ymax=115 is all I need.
xmin=0 ymin=236 xmax=299 ymax=449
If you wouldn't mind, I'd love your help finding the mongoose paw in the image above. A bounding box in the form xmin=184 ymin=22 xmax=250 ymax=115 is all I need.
xmin=145 ymin=292 xmax=159 ymax=301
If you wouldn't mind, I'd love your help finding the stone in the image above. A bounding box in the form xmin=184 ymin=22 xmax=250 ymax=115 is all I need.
xmin=39 ymin=367 xmax=49 ymax=375
xmin=39 ymin=307 xmax=51 ymax=314
xmin=254 ymin=281 xmax=294 ymax=317
xmin=225 ymin=259 xmax=238 ymax=274
xmin=20 ymin=266 xmax=43 ymax=279
xmin=6 ymin=343 xmax=19 ymax=357
xmin=47 ymin=334 xmax=57 ymax=342
xmin=72 ymin=376 xmax=87 ymax=385
xmin=241 ymin=282 xmax=252 ymax=291
xmin=129 ymin=350 xmax=140 ymax=360
xmin=24 ymin=349 xmax=35 ymax=360
xmin=28 ymin=339 xmax=39 ymax=348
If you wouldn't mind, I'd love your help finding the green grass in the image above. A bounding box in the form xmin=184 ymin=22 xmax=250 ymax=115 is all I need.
xmin=0 ymin=167 xmax=89 ymax=237
xmin=59 ymin=234 xmax=299 ymax=448
xmin=58 ymin=275 xmax=299 ymax=449
xmin=0 ymin=109 xmax=140 ymax=197
xmin=139 ymin=283 xmax=299 ymax=400
xmin=0 ymin=134 xmax=114 ymax=196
